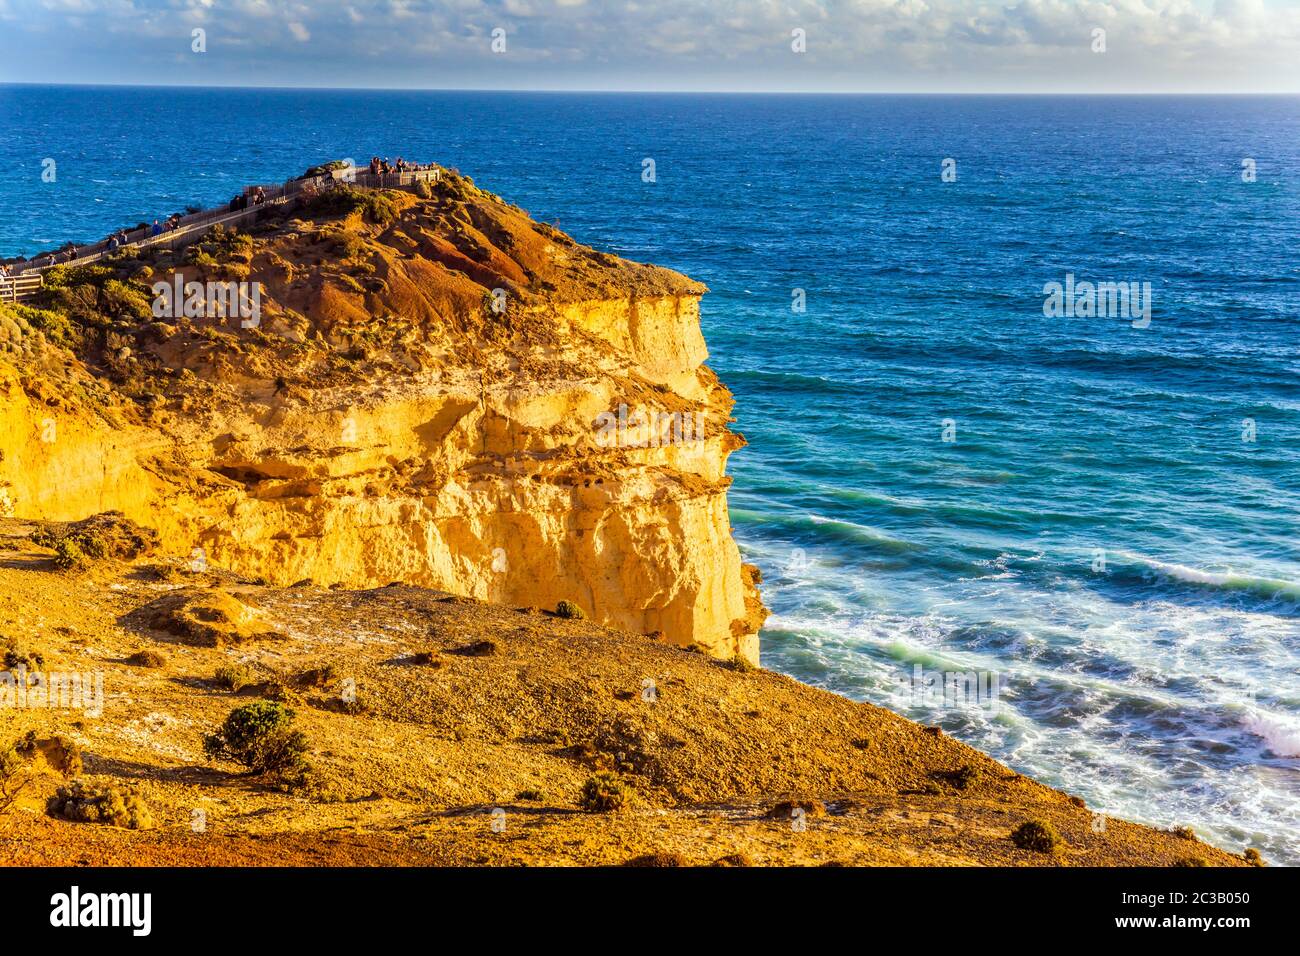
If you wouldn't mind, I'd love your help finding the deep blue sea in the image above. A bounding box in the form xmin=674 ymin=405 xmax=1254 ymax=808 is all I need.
xmin=2 ymin=86 xmax=1297 ymax=864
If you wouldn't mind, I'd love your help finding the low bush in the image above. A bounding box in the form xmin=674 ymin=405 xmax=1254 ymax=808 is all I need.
xmin=1011 ymin=820 xmax=1063 ymax=854
xmin=579 ymin=771 xmax=630 ymax=813
xmin=53 ymin=538 xmax=88 ymax=570
xmin=203 ymin=700 xmax=310 ymax=786
xmin=554 ymin=600 xmax=585 ymax=620
xmin=47 ymin=780 xmax=154 ymax=829
xmin=306 ymin=186 xmax=400 ymax=226
xmin=214 ymin=663 xmax=255 ymax=692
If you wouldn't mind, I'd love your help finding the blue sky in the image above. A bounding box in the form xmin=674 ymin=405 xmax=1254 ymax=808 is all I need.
xmin=1 ymin=0 xmax=1298 ymax=92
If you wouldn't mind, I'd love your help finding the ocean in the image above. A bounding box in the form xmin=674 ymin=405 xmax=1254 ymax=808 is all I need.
xmin=1 ymin=86 xmax=1297 ymax=864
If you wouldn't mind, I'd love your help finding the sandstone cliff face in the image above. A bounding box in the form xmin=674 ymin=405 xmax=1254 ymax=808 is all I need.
xmin=0 ymin=173 xmax=766 ymax=661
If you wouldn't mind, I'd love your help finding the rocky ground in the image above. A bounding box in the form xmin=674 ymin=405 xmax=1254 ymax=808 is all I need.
xmin=0 ymin=516 xmax=1254 ymax=867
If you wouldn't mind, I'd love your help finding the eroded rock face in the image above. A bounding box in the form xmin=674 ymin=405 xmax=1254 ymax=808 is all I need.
xmin=0 ymin=172 xmax=766 ymax=660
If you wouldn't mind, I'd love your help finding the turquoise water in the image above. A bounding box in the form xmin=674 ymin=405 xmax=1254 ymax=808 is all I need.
xmin=2 ymin=87 xmax=1297 ymax=863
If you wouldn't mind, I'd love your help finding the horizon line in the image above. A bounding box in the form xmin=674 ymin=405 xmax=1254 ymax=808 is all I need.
xmin=2 ymin=80 xmax=1299 ymax=96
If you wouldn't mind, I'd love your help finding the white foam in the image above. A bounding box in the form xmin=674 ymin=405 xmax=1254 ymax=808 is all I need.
xmin=1120 ymin=551 xmax=1300 ymax=601
xmin=1242 ymin=711 xmax=1300 ymax=758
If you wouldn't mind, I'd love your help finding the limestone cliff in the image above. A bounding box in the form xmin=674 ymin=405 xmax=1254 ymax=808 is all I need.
xmin=0 ymin=172 xmax=767 ymax=661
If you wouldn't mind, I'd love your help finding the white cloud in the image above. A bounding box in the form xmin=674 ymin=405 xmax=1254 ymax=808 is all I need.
xmin=1 ymin=0 xmax=1298 ymax=90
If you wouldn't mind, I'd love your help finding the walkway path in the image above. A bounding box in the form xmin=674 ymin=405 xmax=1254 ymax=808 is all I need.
xmin=0 ymin=163 xmax=441 ymax=302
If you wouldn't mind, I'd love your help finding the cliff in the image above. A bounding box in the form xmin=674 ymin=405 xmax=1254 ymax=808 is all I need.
xmin=0 ymin=172 xmax=765 ymax=661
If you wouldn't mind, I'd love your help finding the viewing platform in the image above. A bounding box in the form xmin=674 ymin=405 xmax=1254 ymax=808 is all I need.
xmin=0 ymin=163 xmax=442 ymax=303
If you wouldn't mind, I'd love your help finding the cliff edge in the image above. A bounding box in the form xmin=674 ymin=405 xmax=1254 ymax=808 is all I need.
xmin=0 ymin=170 xmax=766 ymax=661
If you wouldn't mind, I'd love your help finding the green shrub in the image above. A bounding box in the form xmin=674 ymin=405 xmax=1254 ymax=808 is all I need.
xmin=515 ymin=788 xmax=545 ymax=802
xmin=42 ymin=264 xmax=115 ymax=291
xmin=47 ymin=780 xmax=154 ymax=829
xmin=579 ymin=771 xmax=630 ymax=813
xmin=1011 ymin=820 xmax=1063 ymax=854
xmin=331 ymin=232 xmax=366 ymax=260
xmin=555 ymin=600 xmax=585 ymax=620
xmin=359 ymin=192 xmax=399 ymax=226
xmin=306 ymin=185 xmax=400 ymax=226
xmin=203 ymin=700 xmax=310 ymax=785
xmin=302 ymin=160 xmax=352 ymax=178
xmin=214 ymin=663 xmax=255 ymax=691
xmin=100 ymin=279 xmax=153 ymax=321
xmin=200 ymin=224 xmax=255 ymax=263
xmin=75 ymin=531 xmax=108 ymax=559
xmin=52 ymin=538 xmax=87 ymax=570
xmin=30 ymin=515 xmax=152 ymax=563
xmin=0 ymin=302 xmax=75 ymax=348
xmin=1174 ymin=856 xmax=1209 ymax=867
xmin=723 ymin=654 xmax=756 ymax=672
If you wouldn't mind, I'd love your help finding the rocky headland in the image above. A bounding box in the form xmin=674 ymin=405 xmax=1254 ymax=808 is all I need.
xmin=0 ymin=169 xmax=1255 ymax=866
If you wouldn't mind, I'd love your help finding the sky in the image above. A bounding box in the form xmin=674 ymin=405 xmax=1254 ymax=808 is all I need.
xmin=0 ymin=0 xmax=1298 ymax=93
